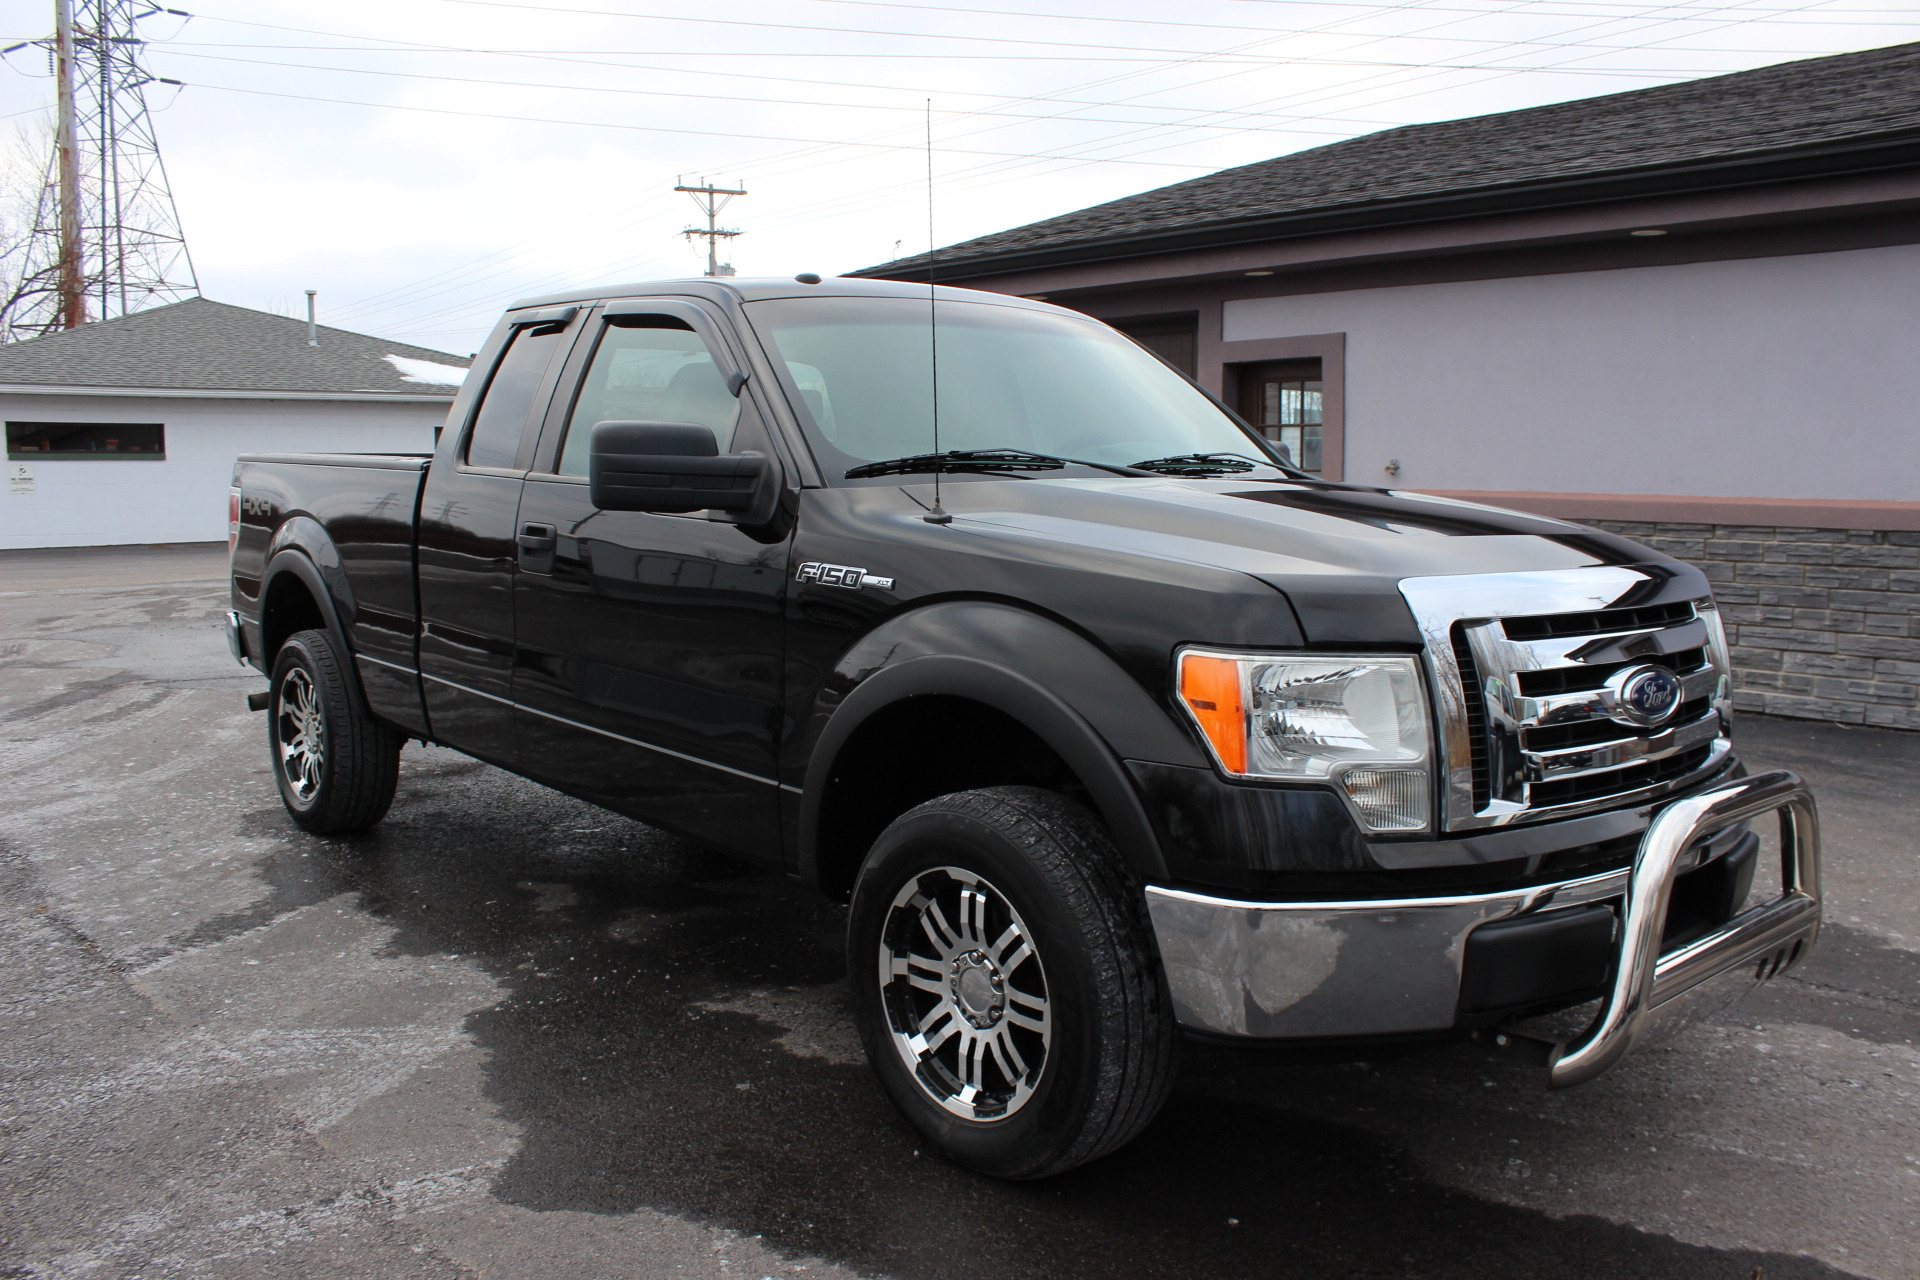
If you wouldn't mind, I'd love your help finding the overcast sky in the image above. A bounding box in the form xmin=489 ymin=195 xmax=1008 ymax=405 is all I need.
xmin=0 ymin=0 xmax=1914 ymax=356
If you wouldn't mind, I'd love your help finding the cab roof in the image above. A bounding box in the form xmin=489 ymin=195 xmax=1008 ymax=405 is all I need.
xmin=509 ymin=275 xmax=1065 ymax=313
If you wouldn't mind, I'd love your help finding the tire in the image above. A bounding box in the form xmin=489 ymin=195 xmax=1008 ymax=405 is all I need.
xmin=847 ymin=786 xmax=1178 ymax=1179
xmin=268 ymin=629 xmax=402 ymax=834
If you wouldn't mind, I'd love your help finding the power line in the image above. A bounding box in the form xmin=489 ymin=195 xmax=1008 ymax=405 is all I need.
xmin=170 ymin=79 xmax=1235 ymax=167
xmin=296 ymin=0 xmax=1507 ymax=325
xmin=421 ymin=0 xmax=1920 ymax=40
xmin=246 ymin=0 xmax=1898 ymax=339
xmin=156 ymin=48 xmax=1731 ymax=135
xmin=789 ymin=0 xmax=1915 ymax=41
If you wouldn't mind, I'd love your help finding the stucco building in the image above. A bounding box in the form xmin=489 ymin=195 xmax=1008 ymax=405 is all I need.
xmin=854 ymin=42 xmax=1920 ymax=728
xmin=0 ymin=299 xmax=467 ymax=550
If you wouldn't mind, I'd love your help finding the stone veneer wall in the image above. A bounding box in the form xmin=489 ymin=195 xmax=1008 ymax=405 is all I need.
xmin=1589 ymin=521 xmax=1920 ymax=731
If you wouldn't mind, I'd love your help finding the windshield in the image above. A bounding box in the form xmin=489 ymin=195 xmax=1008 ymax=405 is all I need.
xmin=743 ymin=295 xmax=1277 ymax=479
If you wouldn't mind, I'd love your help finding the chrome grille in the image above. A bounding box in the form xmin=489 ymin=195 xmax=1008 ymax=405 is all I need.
xmin=1401 ymin=568 xmax=1733 ymax=832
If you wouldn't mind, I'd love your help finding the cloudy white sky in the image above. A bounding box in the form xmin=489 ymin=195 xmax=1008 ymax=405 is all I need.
xmin=1 ymin=0 xmax=1914 ymax=356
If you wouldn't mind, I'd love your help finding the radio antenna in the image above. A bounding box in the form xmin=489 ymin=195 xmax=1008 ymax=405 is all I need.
xmin=922 ymin=98 xmax=951 ymax=526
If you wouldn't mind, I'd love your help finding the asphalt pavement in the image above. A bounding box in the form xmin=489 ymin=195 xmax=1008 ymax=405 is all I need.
xmin=2 ymin=545 xmax=1916 ymax=1280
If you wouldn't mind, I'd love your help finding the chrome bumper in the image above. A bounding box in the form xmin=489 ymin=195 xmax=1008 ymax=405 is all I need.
xmin=1144 ymin=770 xmax=1820 ymax=1086
xmin=224 ymin=610 xmax=248 ymax=666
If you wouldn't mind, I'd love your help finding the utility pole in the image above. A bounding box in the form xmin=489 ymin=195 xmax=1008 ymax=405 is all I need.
xmin=53 ymin=0 xmax=83 ymax=330
xmin=675 ymin=178 xmax=745 ymax=277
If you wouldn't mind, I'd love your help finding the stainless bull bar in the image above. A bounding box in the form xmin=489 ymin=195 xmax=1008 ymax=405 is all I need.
xmin=1543 ymin=768 xmax=1821 ymax=1087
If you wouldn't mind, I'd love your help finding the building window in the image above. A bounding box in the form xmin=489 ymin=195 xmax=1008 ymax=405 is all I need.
xmin=1239 ymin=360 xmax=1321 ymax=473
xmin=1111 ymin=313 xmax=1198 ymax=378
xmin=7 ymin=421 xmax=165 ymax=460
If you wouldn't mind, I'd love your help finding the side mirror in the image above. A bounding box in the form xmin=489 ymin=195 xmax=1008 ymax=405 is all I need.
xmin=589 ymin=421 xmax=766 ymax=514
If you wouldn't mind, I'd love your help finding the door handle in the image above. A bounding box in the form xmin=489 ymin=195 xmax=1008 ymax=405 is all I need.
xmin=516 ymin=522 xmax=557 ymax=574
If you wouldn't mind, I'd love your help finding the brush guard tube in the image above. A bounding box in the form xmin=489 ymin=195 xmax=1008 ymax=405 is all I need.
xmin=1545 ymin=769 xmax=1821 ymax=1087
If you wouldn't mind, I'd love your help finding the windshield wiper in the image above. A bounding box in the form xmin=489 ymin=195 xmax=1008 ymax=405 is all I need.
xmin=845 ymin=448 xmax=1153 ymax=480
xmin=1129 ymin=451 xmax=1290 ymax=477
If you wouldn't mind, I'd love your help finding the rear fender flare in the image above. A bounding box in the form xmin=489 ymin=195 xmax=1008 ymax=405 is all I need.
xmin=267 ymin=517 xmax=357 ymax=631
xmin=261 ymin=528 xmax=366 ymax=708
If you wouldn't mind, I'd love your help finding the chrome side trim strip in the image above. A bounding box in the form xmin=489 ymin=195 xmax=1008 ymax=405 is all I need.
xmin=421 ymin=670 xmax=513 ymax=706
xmin=355 ymin=652 xmax=418 ymax=677
xmin=419 ymin=670 xmax=787 ymax=791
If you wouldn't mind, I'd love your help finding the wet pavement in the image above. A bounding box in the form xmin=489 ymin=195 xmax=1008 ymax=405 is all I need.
xmin=2 ymin=546 xmax=1917 ymax=1279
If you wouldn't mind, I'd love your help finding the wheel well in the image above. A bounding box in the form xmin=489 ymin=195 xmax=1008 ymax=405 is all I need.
xmin=261 ymin=571 xmax=327 ymax=667
xmin=813 ymin=695 xmax=1092 ymax=899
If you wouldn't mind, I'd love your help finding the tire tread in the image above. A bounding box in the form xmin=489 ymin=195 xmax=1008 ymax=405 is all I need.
xmin=864 ymin=785 xmax=1179 ymax=1178
xmin=272 ymin=629 xmax=401 ymax=834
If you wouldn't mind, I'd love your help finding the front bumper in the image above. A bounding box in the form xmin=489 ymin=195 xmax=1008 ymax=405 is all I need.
xmin=1145 ymin=770 xmax=1820 ymax=1086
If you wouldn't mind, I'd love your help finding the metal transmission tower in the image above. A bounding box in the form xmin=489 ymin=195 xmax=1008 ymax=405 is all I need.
xmin=0 ymin=0 xmax=199 ymax=342
xmin=675 ymin=178 xmax=745 ymax=277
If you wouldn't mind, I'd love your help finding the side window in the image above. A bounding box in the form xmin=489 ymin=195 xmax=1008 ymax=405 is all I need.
xmin=555 ymin=318 xmax=739 ymax=478
xmin=465 ymin=324 xmax=566 ymax=469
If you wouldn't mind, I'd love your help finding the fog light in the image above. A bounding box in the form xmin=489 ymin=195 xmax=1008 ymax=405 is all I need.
xmin=1341 ymin=768 xmax=1429 ymax=832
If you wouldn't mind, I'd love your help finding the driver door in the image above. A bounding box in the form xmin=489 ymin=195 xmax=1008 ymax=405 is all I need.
xmin=511 ymin=303 xmax=791 ymax=862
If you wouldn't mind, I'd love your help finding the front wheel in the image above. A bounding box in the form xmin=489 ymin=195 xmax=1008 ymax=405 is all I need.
xmin=848 ymin=787 xmax=1178 ymax=1179
xmin=268 ymin=629 xmax=401 ymax=834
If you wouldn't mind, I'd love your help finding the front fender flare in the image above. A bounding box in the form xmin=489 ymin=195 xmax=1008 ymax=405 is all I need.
xmin=797 ymin=601 xmax=1204 ymax=888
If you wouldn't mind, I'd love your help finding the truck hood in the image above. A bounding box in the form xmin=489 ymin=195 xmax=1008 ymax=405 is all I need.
xmin=922 ymin=476 xmax=1688 ymax=645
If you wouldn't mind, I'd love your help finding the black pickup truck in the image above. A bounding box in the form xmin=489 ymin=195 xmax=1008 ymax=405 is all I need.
xmin=227 ymin=275 xmax=1821 ymax=1179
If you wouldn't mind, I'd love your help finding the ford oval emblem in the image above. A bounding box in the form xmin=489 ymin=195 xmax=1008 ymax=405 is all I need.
xmin=1605 ymin=664 xmax=1684 ymax=726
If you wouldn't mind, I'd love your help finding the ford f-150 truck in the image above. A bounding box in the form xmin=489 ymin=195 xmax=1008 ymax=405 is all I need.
xmin=227 ymin=275 xmax=1821 ymax=1179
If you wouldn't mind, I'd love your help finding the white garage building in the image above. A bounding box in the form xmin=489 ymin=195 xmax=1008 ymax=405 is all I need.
xmin=0 ymin=298 xmax=468 ymax=549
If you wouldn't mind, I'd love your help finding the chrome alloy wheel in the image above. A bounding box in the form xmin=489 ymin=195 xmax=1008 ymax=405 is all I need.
xmin=877 ymin=866 xmax=1051 ymax=1121
xmin=275 ymin=667 xmax=326 ymax=804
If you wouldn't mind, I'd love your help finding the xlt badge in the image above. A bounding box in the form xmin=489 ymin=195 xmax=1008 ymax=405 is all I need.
xmin=797 ymin=561 xmax=894 ymax=591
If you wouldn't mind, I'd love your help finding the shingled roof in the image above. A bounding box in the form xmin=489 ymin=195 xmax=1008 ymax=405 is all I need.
xmin=0 ymin=298 xmax=471 ymax=396
xmin=853 ymin=40 xmax=1920 ymax=280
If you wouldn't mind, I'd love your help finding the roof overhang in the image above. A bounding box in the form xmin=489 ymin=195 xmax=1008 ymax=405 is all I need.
xmin=851 ymin=128 xmax=1920 ymax=283
xmin=0 ymin=384 xmax=456 ymax=402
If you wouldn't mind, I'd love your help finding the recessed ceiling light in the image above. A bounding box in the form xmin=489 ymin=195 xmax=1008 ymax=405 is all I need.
xmin=1630 ymin=228 xmax=1668 ymax=237
xmin=1246 ymin=270 xmax=1275 ymax=276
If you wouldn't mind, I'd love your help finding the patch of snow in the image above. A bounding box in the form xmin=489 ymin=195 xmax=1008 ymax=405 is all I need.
xmin=383 ymin=354 xmax=468 ymax=386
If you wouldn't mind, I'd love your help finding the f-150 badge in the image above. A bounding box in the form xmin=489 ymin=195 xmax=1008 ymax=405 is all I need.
xmin=797 ymin=561 xmax=894 ymax=591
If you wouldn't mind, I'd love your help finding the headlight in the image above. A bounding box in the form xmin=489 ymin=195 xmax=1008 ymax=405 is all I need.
xmin=1176 ymin=649 xmax=1433 ymax=833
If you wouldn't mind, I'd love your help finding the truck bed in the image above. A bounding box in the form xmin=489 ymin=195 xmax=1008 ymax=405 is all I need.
xmin=231 ymin=452 xmax=436 ymax=737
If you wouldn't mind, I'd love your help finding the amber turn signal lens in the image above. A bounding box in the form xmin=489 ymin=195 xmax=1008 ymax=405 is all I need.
xmin=1179 ymin=653 xmax=1246 ymax=774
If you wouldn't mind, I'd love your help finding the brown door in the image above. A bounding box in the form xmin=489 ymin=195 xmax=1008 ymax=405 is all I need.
xmin=1111 ymin=314 xmax=1198 ymax=378
xmin=1239 ymin=359 xmax=1323 ymax=474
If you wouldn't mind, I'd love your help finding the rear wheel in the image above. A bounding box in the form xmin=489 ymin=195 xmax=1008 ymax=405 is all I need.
xmin=269 ymin=629 xmax=401 ymax=834
xmin=848 ymin=786 xmax=1178 ymax=1179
